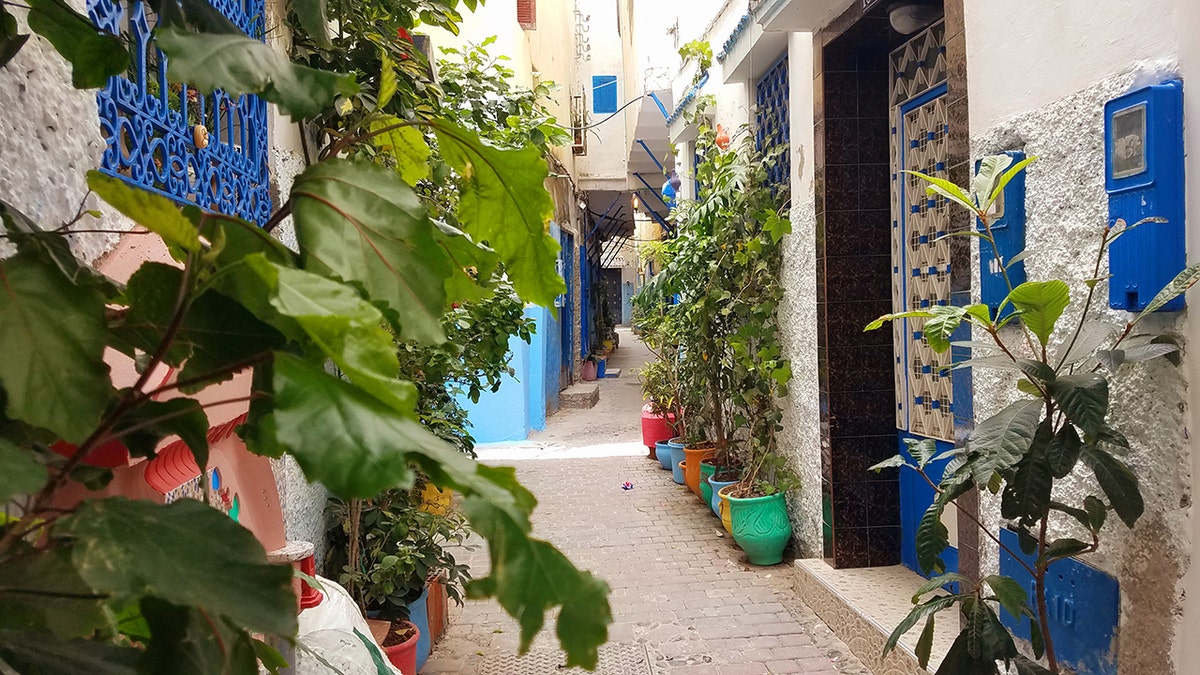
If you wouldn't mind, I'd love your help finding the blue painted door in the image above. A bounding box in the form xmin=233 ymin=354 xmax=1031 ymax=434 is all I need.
xmin=559 ymin=232 xmax=574 ymax=389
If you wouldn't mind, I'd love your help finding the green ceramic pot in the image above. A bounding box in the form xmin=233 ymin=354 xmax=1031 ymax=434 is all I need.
xmin=698 ymin=460 xmax=717 ymax=512
xmin=728 ymin=491 xmax=792 ymax=565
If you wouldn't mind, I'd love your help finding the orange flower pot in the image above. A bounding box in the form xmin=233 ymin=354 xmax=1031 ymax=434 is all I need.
xmin=683 ymin=445 xmax=715 ymax=498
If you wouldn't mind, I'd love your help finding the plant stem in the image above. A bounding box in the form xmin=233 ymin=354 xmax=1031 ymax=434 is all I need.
xmin=1036 ymin=517 xmax=1059 ymax=673
xmin=262 ymin=199 xmax=292 ymax=234
xmin=1054 ymin=229 xmax=1108 ymax=371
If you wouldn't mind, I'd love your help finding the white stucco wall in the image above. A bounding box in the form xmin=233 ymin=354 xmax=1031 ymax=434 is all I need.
xmin=964 ymin=0 xmax=1178 ymax=131
xmin=778 ymin=31 xmax=822 ymax=557
xmin=964 ymin=1 xmax=1195 ymax=671
xmin=573 ymin=0 xmax=629 ymax=187
xmin=0 ymin=0 xmax=133 ymax=263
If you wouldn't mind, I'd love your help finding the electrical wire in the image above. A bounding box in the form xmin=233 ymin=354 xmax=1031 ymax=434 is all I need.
xmin=561 ymin=94 xmax=647 ymax=131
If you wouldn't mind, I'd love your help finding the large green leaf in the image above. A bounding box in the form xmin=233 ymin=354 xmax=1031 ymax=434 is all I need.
xmin=1137 ymin=261 xmax=1200 ymax=316
xmin=965 ymin=399 xmax=1044 ymax=486
xmin=433 ymin=121 xmax=566 ymax=308
xmin=1080 ymin=445 xmax=1143 ymax=527
xmin=290 ymin=159 xmax=450 ymax=345
xmin=0 ymin=200 xmax=118 ymax=297
xmin=463 ymin=496 xmax=611 ymax=670
xmin=112 ymin=263 xmax=284 ymax=391
xmin=112 ymin=397 xmax=209 ymax=466
xmin=923 ymin=305 xmax=966 ymax=353
xmin=433 ymin=220 xmax=500 ymax=303
xmin=271 ymin=354 xmax=437 ymax=497
xmin=934 ymin=629 xmax=997 ymax=675
xmin=1006 ymin=281 xmax=1070 ymax=346
xmin=915 ymin=499 xmax=951 ymax=576
xmin=267 ymin=263 xmax=418 ymax=414
xmin=0 ymin=437 xmax=47 ymax=501
xmin=1013 ymin=655 xmax=1054 ymax=675
xmin=986 ymin=156 xmax=1036 ymax=211
xmin=0 ymin=250 xmax=110 ymax=443
xmin=904 ymin=170 xmax=976 ymax=213
xmin=883 ymin=594 xmax=959 ymax=658
xmin=1045 ymin=424 xmax=1082 ymax=478
xmin=155 ymin=25 xmax=357 ymax=120
xmin=0 ymin=629 xmax=138 ymax=673
xmin=0 ymin=547 xmax=107 ymax=638
xmin=369 ymin=117 xmax=431 ymax=185
xmin=25 ymin=0 xmax=126 ymax=88
xmin=983 ymin=574 xmax=1030 ymax=621
xmin=87 ymin=172 xmax=200 ymax=253
xmin=288 ymin=0 xmax=329 ymax=47
xmin=63 ymin=497 xmax=296 ymax=636
xmin=964 ymin=599 xmax=1016 ymax=662
xmin=972 ymin=154 xmax=1014 ymax=208
xmin=1050 ymin=373 xmax=1108 ymax=437
xmin=1001 ymin=419 xmax=1053 ymax=522
xmin=1038 ymin=537 xmax=1090 ymax=565
xmin=139 ymin=598 xmax=259 ymax=675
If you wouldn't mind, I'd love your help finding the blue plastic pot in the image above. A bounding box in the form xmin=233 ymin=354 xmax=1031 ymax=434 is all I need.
xmin=708 ymin=475 xmax=739 ymax=517
xmin=407 ymin=587 xmax=430 ymax=670
xmin=668 ymin=439 xmax=686 ymax=484
xmin=655 ymin=441 xmax=673 ymax=470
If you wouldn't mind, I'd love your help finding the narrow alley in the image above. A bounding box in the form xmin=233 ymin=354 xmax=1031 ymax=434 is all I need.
xmin=422 ymin=329 xmax=871 ymax=675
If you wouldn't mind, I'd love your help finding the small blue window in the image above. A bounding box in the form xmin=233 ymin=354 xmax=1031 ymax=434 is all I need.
xmin=592 ymin=75 xmax=618 ymax=114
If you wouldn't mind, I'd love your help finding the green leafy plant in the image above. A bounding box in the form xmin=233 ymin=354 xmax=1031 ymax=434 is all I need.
xmin=635 ymin=105 xmax=795 ymax=495
xmin=678 ymin=39 xmax=712 ymax=86
xmin=0 ymin=0 xmax=608 ymax=670
xmin=327 ymin=488 xmax=472 ymax=620
xmin=866 ymin=156 xmax=1200 ymax=674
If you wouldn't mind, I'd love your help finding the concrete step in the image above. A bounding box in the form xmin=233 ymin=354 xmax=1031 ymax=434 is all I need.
xmin=794 ymin=560 xmax=954 ymax=674
xmin=603 ymin=368 xmax=621 ymax=378
xmin=559 ymin=383 xmax=599 ymax=409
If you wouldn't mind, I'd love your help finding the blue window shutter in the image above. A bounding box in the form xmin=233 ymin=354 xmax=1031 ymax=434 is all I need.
xmin=592 ymin=75 xmax=618 ymax=114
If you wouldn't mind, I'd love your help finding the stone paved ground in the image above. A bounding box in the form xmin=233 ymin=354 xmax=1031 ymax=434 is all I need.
xmin=422 ymin=330 xmax=870 ymax=675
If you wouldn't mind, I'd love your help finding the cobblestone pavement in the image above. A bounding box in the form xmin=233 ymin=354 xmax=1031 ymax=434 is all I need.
xmin=423 ymin=330 xmax=870 ymax=675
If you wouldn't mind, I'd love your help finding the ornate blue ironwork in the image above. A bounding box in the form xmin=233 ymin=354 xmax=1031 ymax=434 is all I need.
xmin=88 ymin=0 xmax=271 ymax=224
xmin=755 ymin=54 xmax=790 ymax=193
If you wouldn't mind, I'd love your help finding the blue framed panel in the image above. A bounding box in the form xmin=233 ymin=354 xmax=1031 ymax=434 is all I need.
xmin=998 ymin=528 xmax=1119 ymax=675
xmin=897 ymin=432 xmax=958 ymax=577
xmin=592 ymin=75 xmax=618 ymax=114
xmin=1105 ymin=80 xmax=1185 ymax=312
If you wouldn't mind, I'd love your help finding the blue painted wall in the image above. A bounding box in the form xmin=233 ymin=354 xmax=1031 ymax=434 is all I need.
xmin=458 ymin=332 xmax=531 ymax=443
xmin=459 ymin=304 xmax=564 ymax=442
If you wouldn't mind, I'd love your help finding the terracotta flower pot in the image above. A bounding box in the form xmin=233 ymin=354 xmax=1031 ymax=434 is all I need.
xmin=683 ymin=445 xmax=715 ymax=498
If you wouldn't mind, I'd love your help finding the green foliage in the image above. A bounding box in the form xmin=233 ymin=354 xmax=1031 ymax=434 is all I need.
xmin=678 ymin=39 xmax=712 ymax=84
xmin=867 ymin=158 xmax=1191 ymax=673
xmin=327 ymin=488 xmax=473 ymax=619
xmin=0 ymin=0 xmax=611 ymax=668
xmin=634 ymin=113 xmax=794 ymax=496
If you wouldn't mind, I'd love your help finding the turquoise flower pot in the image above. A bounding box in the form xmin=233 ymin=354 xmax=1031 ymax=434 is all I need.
xmin=669 ymin=440 xmax=686 ymax=485
xmin=728 ymin=492 xmax=793 ymax=565
xmin=708 ymin=475 xmax=739 ymax=517
xmin=655 ymin=441 xmax=673 ymax=470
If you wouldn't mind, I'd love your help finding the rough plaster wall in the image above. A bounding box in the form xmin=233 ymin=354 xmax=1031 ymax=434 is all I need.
xmin=780 ymin=195 xmax=822 ymax=557
xmin=970 ymin=65 xmax=1189 ymax=674
xmin=0 ymin=3 xmax=133 ymax=262
xmin=271 ymin=455 xmax=329 ymax=567
xmin=779 ymin=32 xmax=821 ymax=558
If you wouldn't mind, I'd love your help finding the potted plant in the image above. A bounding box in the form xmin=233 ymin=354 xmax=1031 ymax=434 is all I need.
xmin=327 ymin=487 xmax=473 ymax=672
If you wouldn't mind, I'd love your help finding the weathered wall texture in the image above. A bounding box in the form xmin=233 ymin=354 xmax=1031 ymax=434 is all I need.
xmin=0 ymin=0 xmax=133 ymax=262
xmin=778 ymin=31 xmax=822 ymax=557
xmin=969 ymin=67 xmax=1190 ymax=674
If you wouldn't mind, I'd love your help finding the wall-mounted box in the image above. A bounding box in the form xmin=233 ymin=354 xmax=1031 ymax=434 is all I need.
xmin=1105 ymin=80 xmax=1185 ymax=312
xmin=978 ymin=151 xmax=1027 ymax=316
xmin=998 ymin=528 xmax=1118 ymax=675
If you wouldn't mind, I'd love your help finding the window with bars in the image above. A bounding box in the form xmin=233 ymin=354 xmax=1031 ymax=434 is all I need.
xmin=754 ymin=54 xmax=791 ymax=194
xmin=87 ymin=0 xmax=271 ymax=224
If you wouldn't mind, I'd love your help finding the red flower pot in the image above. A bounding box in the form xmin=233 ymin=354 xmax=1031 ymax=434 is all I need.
xmin=382 ymin=621 xmax=420 ymax=675
xmin=640 ymin=403 xmax=675 ymax=452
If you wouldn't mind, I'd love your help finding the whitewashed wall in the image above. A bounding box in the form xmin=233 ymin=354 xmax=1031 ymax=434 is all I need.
xmin=964 ymin=1 xmax=1195 ymax=671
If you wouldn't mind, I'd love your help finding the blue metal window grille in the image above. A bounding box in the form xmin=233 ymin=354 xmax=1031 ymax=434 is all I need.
xmin=592 ymin=75 xmax=618 ymax=114
xmin=88 ymin=0 xmax=271 ymax=224
xmin=755 ymin=54 xmax=790 ymax=193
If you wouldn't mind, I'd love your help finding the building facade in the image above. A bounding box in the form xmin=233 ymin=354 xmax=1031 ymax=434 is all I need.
xmin=660 ymin=0 xmax=1200 ymax=672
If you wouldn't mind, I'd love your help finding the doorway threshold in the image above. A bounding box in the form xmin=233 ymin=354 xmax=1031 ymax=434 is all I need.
xmin=794 ymin=560 xmax=955 ymax=674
